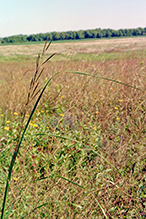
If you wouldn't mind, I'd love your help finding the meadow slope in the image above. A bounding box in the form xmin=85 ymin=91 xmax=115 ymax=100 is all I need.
xmin=0 ymin=37 xmax=146 ymax=218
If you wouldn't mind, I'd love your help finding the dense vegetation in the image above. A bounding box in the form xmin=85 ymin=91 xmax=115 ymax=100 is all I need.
xmin=0 ymin=39 xmax=146 ymax=218
xmin=1 ymin=27 xmax=146 ymax=44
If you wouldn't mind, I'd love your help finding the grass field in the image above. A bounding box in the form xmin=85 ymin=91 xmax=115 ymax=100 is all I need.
xmin=0 ymin=37 xmax=146 ymax=218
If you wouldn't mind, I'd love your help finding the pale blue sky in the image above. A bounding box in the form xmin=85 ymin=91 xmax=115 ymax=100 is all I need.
xmin=0 ymin=0 xmax=146 ymax=37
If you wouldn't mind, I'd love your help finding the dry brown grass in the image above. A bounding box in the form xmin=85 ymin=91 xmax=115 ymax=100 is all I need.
xmin=0 ymin=39 xmax=146 ymax=218
xmin=1 ymin=37 xmax=146 ymax=57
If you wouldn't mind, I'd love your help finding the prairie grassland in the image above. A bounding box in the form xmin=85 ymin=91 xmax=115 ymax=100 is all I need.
xmin=0 ymin=38 xmax=146 ymax=218
xmin=1 ymin=36 xmax=146 ymax=61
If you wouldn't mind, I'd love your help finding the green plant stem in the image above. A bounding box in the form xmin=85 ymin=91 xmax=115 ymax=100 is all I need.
xmin=1 ymin=72 xmax=59 ymax=219
xmin=69 ymin=71 xmax=142 ymax=90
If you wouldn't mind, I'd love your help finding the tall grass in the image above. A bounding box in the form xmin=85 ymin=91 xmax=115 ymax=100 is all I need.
xmin=1 ymin=37 xmax=57 ymax=219
xmin=0 ymin=39 xmax=146 ymax=218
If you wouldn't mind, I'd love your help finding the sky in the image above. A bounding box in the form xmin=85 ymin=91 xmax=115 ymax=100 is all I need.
xmin=0 ymin=0 xmax=146 ymax=38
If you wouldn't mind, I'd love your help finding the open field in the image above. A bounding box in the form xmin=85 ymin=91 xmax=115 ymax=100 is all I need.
xmin=1 ymin=37 xmax=146 ymax=62
xmin=0 ymin=37 xmax=146 ymax=218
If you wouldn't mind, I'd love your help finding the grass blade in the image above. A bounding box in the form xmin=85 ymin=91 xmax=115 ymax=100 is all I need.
xmin=41 ymin=53 xmax=56 ymax=66
xmin=45 ymin=34 xmax=56 ymax=52
xmin=57 ymin=175 xmax=108 ymax=218
xmin=1 ymin=72 xmax=59 ymax=219
xmin=36 ymin=133 xmax=122 ymax=176
xmin=57 ymin=175 xmax=85 ymax=189
xmin=21 ymin=200 xmax=82 ymax=219
xmin=69 ymin=71 xmax=142 ymax=90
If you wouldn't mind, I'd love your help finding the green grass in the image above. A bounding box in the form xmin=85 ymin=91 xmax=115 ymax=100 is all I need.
xmin=0 ymin=54 xmax=35 ymax=63
xmin=1 ymin=49 xmax=146 ymax=63
xmin=0 ymin=39 xmax=146 ymax=218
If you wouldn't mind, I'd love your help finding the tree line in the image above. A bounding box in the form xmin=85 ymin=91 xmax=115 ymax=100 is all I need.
xmin=1 ymin=27 xmax=146 ymax=44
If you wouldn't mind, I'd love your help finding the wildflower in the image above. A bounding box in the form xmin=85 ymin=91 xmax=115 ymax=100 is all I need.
xmin=41 ymin=110 xmax=44 ymax=113
xmin=13 ymin=177 xmax=18 ymax=181
xmin=93 ymin=126 xmax=97 ymax=130
xmin=32 ymin=124 xmax=38 ymax=128
xmin=4 ymin=127 xmax=9 ymax=131
xmin=60 ymin=114 xmax=64 ymax=117
xmin=116 ymin=117 xmax=120 ymax=121
xmin=61 ymin=96 xmax=64 ymax=98
xmin=81 ymin=112 xmax=84 ymax=115
xmin=14 ymin=112 xmax=18 ymax=116
xmin=6 ymin=120 xmax=10 ymax=124
xmin=29 ymin=122 xmax=38 ymax=128
xmin=96 ymin=111 xmax=99 ymax=114
xmin=119 ymin=100 xmax=123 ymax=102
xmin=47 ymin=127 xmax=49 ymax=129
xmin=110 ymin=87 xmax=113 ymax=90
xmin=1 ymin=114 xmax=4 ymax=117
xmin=115 ymin=107 xmax=118 ymax=110
xmin=25 ymin=114 xmax=29 ymax=117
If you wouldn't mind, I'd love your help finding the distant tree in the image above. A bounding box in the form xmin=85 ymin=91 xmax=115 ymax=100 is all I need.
xmin=132 ymin=28 xmax=141 ymax=36
xmin=138 ymin=28 xmax=145 ymax=35
xmin=1 ymin=27 xmax=146 ymax=44
xmin=65 ymin=31 xmax=71 ymax=40
xmin=91 ymin=29 xmax=98 ymax=38
xmin=69 ymin=31 xmax=76 ymax=40
xmin=105 ymin=29 xmax=112 ymax=37
xmin=27 ymin=35 xmax=38 ymax=41
xmin=54 ymin=32 xmax=60 ymax=40
xmin=96 ymin=29 xmax=103 ymax=38
xmin=117 ymin=29 xmax=123 ymax=37
xmin=76 ymin=30 xmax=85 ymax=39
xmin=72 ymin=31 xmax=77 ymax=39
xmin=84 ymin=30 xmax=93 ymax=38
xmin=124 ymin=29 xmax=132 ymax=36
xmin=111 ymin=30 xmax=119 ymax=37
xmin=60 ymin=32 xmax=66 ymax=40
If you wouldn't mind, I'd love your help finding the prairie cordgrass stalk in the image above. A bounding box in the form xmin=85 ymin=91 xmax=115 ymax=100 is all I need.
xmin=1 ymin=37 xmax=57 ymax=219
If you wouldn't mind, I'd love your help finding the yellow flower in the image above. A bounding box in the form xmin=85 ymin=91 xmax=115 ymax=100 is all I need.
xmin=1 ymin=114 xmax=4 ymax=117
xmin=116 ymin=117 xmax=120 ymax=121
xmin=110 ymin=87 xmax=113 ymax=90
xmin=13 ymin=177 xmax=18 ymax=181
xmin=60 ymin=114 xmax=64 ymax=117
xmin=41 ymin=110 xmax=44 ymax=113
xmin=81 ymin=112 xmax=84 ymax=115
xmin=14 ymin=112 xmax=18 ymax=116
xmin=96 ymin=111 xmax=99 ymax=114
xmin=33 ymin=124 xmax=38 ymax=128
xmin=61 ymin=96 xmax=64 ymax=98
xmin=93 ymin=126 xmax=97 ymax=130
xmin=114 ymin=107 xmax=118 ymax=110
xmin=25 ymin=114 xmax=29 ymax=117
xmin=119 ymin=99 xmax=123 ymax=102
xmin=6 ymin=121 xmax=10 ymax=124
xmin=4 ymin=127 xmax=9 ymax=131
xmin=29 ymin=122 xmax=38 ymax=127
